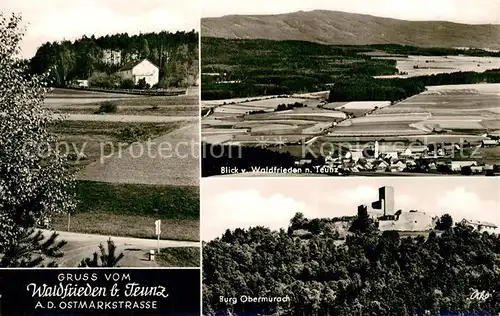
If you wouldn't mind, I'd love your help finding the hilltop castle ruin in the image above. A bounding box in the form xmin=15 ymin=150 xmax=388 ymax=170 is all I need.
xmin=359 ymin=186 xmax=436 ymax=232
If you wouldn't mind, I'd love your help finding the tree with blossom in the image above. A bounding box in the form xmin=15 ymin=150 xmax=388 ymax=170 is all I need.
xmin=0 ymin=12 xmax=76 ymax=267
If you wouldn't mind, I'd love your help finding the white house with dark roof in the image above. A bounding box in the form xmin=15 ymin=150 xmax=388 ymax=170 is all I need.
xmin=482 ymin=139 xmax=498 ymax=147
xmin=461 ymin=219 xmax=498 ymax=233
xmin=117 ymin=58 xmax=159 ymax=87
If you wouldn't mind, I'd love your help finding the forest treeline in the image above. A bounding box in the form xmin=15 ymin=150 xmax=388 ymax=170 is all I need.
xmin=29 ymin=31 xmax=199 ymax=88
xmin=201 ymin=37 xmax=500 ymax=100
xmin=203 ymin=213 xmax=500 ymax=315
xmin=328 ymin=69 xmax=500 ymax=102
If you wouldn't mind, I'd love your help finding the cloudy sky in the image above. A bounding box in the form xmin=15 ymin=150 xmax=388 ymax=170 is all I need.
xmin=1 ymin=0 xmax=200 ymax=58
xmin=202 ymin=177 xmax=500 ymax=241
xmin=202 ymin=0 xmax=500 ymax=24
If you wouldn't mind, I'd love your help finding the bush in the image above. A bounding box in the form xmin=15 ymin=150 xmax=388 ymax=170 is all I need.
xmin=460 ymin=165 xmax=473 ymax=175
xmin=97 ymin=101 xmax=117 ymax=114
xmin=108 ymin=74 xmax=122 ymax=88
xmin=118 ymin=126 xmax=146 ymax=142
xmin=136 ymin=78 xmax=150 ymax=89
xmin=120 ymin=78 xmax=135 ymax=89
xmin=89 ymin=72 xmax=112 ymax=88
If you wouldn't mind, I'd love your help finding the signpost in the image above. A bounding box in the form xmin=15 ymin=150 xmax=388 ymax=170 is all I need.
xmin=155 ymin=219 xmax=161 ymax=255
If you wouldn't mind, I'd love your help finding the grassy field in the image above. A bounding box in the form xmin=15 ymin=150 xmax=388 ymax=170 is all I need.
xmin=52 ymin=106 xmax=199 ymax=116
xmin=52 ymin=120 xmax=184 ymax=167
xmin=46 ymin=88 xmax=199 ymax=116
xmin=51 ymin=181 xmax=200 ymax=241
xmin=156 ymin=247 xmax=200 ymax=267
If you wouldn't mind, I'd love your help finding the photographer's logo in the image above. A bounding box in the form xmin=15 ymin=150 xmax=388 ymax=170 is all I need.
xmin=469 ymin=288 xmax=492 ymax=302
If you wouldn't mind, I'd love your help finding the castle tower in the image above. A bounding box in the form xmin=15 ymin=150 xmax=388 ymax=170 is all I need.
xmin=371 ymin=186 xmax=395 ymax=217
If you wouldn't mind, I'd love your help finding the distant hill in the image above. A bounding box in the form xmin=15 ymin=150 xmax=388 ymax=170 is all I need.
xmin=202 ymin=10 xmax=500 ymax=50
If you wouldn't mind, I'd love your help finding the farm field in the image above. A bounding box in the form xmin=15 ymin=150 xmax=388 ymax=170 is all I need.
xmin=202 ymin=96 xmax=340 ymax=145
xmin=201 ymin=95 xmax=281 ymax=106
xmin=213 ymin=105 xmax=270 ymax=115
xmin=202 ymin=134 xmax=235 ymax=144
xmin=227 ymin=134 xmax=307 ymax=146
xmin=292 ymin=90 xmax=330 ymax=99
xmin=319 ymin=134 xmax=489 ymax=144
xmin=328 ymin=83 xmax=500 ymax=137
xmin=324 ymin=101 xmax=391 ymax=110
xmin=425 ymin=83 xmax=500 ymax=95
xmin=52 ymin=120 xmax=184 ymax=168
xmin=55 ymin=114 xmax=198 ymax=122
xmin=45 ymin=88 xmax=199 ymax=116
xmin=322 ymin=101 xmax=392 ymax=116
xmin=45 ymin=87 xmax=201 ymax=241
xmin=374 ymin=55 xmax=500 ymax=78
xmin=51 ymin=181 xmax=200 ymax=241
xmin=45 ymin=97 xmax=130 ymax=105
xmin=52 ymin=105 xmax=199 ymax=116
xmin=328 ymin=114 xmax=429 ymax=136
xmin=46 ymin=88 xmax=139 ymax=98
xmin=242 ymin=97 xmax=321 ymax=108
xmin=202 ymin=84 xmax=499 ymax=169
xmin=78 ymin=123 xmax=199 ymax=186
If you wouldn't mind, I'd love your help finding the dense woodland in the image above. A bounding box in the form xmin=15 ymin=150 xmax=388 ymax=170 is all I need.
xmin=29 ymin=31 xmax=199 ymax=88
xmin=201 ymin=38 xmax=500 ymax=100
xmin=203 ymin=213 xmax=500 ymax=315
xmin=328 ymin=69 xmax=500 ymax=102
xmin=201 ymin=38 xmax=397 ymax=100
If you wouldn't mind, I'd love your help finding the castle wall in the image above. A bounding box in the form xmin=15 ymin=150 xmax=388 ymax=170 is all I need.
xmin=379 ymin=211 xmax=433 ymax=231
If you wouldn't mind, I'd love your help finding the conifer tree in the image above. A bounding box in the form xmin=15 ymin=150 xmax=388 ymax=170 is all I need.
xmin=78 ymin=238 xmax=124 ymax=267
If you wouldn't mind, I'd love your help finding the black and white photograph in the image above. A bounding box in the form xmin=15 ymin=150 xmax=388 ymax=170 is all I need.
xmin=200 ymin=0 xmax=500 ymax=177
xmin=0 ymin=0 xmax=200 ymax=269
xmin=202 ymin=177 xmax=500 ymax=315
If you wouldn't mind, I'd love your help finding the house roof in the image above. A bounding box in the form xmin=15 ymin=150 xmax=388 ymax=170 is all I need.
xmin=451 ymin=161 xmax=477 ymax=164
xmin=462 ymin=219 xmax=498 ymax=228
xmin=118 ymin=58 xmax=158 ymax=71
xmin=482 ymin=139 xmax=498 ymax=144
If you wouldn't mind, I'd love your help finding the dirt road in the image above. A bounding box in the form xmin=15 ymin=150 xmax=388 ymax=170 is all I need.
xmin=42 ymin=229 xmax=199 ymax=267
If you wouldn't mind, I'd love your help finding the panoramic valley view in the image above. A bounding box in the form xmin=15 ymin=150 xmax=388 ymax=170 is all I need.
xmin=0 ymin=3 xmax=200 ymax=268
xmin=201 ymin=9 xmax=500 ymax=177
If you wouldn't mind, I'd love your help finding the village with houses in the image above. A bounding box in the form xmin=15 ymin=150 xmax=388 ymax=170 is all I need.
xmin=295 ymin=139 xmax=500 ymax=176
